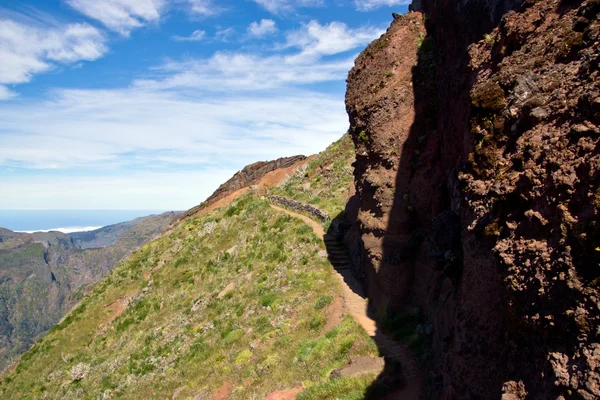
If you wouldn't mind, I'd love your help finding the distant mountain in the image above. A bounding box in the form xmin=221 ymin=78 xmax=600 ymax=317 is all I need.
xmin=0 ymin=212 xmax=179 ymax=370
xmin=69 ymin=217 xmax=147 ymax=249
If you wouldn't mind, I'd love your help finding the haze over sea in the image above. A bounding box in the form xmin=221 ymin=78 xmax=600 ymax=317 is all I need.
xmin=0 ymin=210 xmax=167 ymax=233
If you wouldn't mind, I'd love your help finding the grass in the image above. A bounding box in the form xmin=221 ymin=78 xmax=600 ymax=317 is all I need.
xmin=380 ymin=308 xmax=433 ymax=363
xmin=1 ymin=194 xmax=378 ymax=399
xmin=269 ymin=133 xmax=356 ymax=218
xmin=297 ymin=373 xmax=377 ymax=400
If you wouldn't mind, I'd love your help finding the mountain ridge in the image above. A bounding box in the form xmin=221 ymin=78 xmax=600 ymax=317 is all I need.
xmin=0 ymin=212 xmax=179 ymax=371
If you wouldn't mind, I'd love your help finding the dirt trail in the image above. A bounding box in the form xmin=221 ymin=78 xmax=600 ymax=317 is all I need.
xmin=269 ymin=203 xmax=422 ymax=399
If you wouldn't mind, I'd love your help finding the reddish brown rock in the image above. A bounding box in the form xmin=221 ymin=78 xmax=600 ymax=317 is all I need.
xmin=344 ymin=0 xmax=600 ymax=398
xmin=263 ymin=387 xmax=302 ymax=400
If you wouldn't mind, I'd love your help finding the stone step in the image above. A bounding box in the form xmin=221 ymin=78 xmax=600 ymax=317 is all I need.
xmin=331 ymin=262 xmax=350 ymax=268
xmin=325 ymin=246 xmax=345 ymax=251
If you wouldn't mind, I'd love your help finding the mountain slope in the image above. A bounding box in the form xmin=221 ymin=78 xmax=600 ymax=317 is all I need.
xmin=0 ymin=135 xmax=387 ymax=399
xmin=269 ymin=135 xmax=355 ymax=217
xmin=69 ymin=218 xmax=148 ymax=249
xmin=0 ymin=212 xmax=178 ymax=371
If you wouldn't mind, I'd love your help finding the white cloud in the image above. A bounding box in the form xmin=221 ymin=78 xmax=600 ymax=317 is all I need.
xmin=0 ymin=87 xmax=347 ymax=167
xmin=172 ymin=29 xmax=205 ymax=41
xmin=0 ymin=17 xmax=383 ymax=209
xmin=185 ymin=0 xmax=219 ymax=15
xmin=247 ymin=19 xmax=277 ymax=38
xmin=134 ymin=52 xmax=354 ymax=91
xmin=354 ymin=0 xmax=411 ymax=11
xmin=285 ymin=20 xmax=383 ymax=62
xmin=215 ymin=27 xmax=236 ymax=42
xmin=0 ymin=85 xmax=17 ymax=100
xmin=0 ymin=86 xmax=346 ymax=209
xmin=0 ymin=18 xmax=107 ymax=96
xmin=66 ymin=0 xmax=165 ymax=36
xmin=252 ymin=0 xmax=323 ymax=14
xmin=135 ymin=20 xmax=382 ymax=91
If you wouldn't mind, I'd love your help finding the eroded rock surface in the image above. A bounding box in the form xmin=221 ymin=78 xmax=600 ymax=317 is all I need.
xmin=345 ymin=0 xmax=600 ymax=398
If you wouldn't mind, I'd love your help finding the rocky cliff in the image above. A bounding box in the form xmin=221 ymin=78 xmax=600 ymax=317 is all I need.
xmin=345 ymin=0 xmax=599 ymax=398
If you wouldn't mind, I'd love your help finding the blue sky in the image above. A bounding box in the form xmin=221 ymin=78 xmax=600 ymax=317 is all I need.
xmin=0 ymin=0 xmax=409 ymax=210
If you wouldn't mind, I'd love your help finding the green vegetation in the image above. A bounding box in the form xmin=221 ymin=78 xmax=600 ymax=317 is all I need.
xmin=1 ymin=194 xmax=378 ymax=399
xmin=380 ymin=308 xmax=433 ymax=363
xmin=416 ymin=32 xmax=426 ymax=49
xmin=471 ymin=81 xmax=506 ymax=112
xmin=270 ymin=133 xmax=356 ymax=217
xmin=297 ymin=373 xmax=377 ymax=400
xmin=0 ymin=213 xmax=177 ymax=371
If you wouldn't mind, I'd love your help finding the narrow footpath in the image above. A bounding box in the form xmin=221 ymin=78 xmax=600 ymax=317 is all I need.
xmin=269 ymin=203 xmax=422 ymax=399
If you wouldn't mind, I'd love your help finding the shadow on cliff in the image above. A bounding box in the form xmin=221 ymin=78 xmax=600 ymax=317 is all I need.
xmin=332 ymin=5 xmax=515 ymax=397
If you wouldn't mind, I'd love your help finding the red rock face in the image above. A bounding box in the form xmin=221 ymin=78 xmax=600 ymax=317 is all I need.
xmin=177 ymin=155 xmax=306 ymax=220
xmin=345 ymin=0 xmax=599 ymax=398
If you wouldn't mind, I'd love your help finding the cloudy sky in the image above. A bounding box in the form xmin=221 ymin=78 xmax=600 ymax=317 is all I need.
xmin=0 ymin=0 xmax=409 ymax=210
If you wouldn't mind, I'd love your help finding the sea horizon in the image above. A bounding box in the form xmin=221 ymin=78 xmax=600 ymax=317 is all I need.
xmin=0 ymin=209 xmax=169 ymax=232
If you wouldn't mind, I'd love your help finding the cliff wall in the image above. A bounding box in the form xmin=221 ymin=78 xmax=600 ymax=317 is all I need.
xmin=345 ymin=0 xmax=599 ymax=398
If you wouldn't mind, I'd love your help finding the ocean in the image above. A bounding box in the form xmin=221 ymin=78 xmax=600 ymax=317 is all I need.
xmin=0 ymin=210 xmax=167 ymax=233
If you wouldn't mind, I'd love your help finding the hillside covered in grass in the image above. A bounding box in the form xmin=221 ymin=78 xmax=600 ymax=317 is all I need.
xmin=269 ymin=133 xmax=355 ymax=218
xmin=0 ymin=135 xmax=385 ymax=399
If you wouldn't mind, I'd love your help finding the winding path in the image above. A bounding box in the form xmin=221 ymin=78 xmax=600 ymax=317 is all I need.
xmin=269 ymin=202 xmax=422 ymax=399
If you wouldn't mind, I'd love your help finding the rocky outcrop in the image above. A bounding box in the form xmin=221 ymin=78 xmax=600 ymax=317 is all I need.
xmin=345 ymin=0 xmax=599 ymax=398
xmin=206 ymin=156 xmax=306 ymax=205
xmin=179 ymin=155 xmax=306 ymax=220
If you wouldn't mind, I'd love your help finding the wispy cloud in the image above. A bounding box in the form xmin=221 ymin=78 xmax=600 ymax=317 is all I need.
xmin=252 ymin=0 xmax=323 ymax=15
xmin=185 ymin=0 xmax=220 ymax=16
xmin=0 ymin=87 xmax=347 ymax=168
xmin=285 ymin=20 xmax=383 ymax=62
xmin=0 ymin=16 xmax=107 ymax=98
xmin=0 ymin=15 xmax=384 ymax=209
xmin=134 ymin=52 xmax=354 ymax=91
xmin=215 ymin=27 xmax=236 ymax=42
xmin=172 ymin=29 xmax=205 ymax=41
xmin=65 ymin=0 xmax=165 ymax=36
xmin=354 ymin=0 xmax=411 ymax=11
xmin=65 ymin=0 xmax=221 ymax=36
xmin=0 ymin=85 xmax=346 ymax=208
xmin=0 ymin=85 xmax=17 ymax=100
xmin=247 ymin=19 xmax=277 ymax=38
xmin=135 ymin=20 xmax=381 ymax=91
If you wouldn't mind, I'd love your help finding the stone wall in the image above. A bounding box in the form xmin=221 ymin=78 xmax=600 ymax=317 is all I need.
xmin=267 ymin=195 xmax=329 ymax=223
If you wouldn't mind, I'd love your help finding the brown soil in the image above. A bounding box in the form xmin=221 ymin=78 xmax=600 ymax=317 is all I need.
xmin=263 ymin=387 xmax=303 ymax=400
xmin=323 ymin=295 xmax=343 ymax=332
xmin=210 ymin=381 xmax=233 ymax=400
xmin=97 ymin=295 xmax=132 ymax=332
xmin=331 ymin=355 xmax=385 ymax=378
